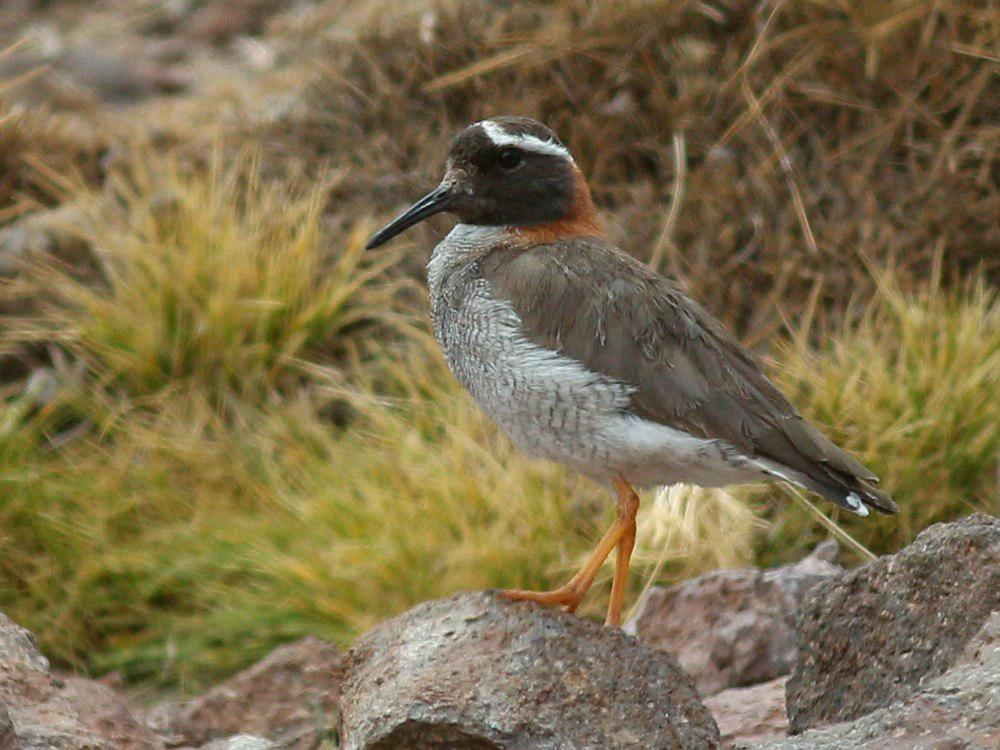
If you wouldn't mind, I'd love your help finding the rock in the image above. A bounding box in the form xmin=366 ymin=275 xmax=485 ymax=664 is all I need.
xmin=0 ymin=0 xmax=39 ymax=31
xmin=740 ymin=612 xmax=1000 ymax=749
xmin=0 ymin=612 xmax=49 ymax=676
xmin=786 ymin=514 xmax=1000 ymax=733
xmin=704 ymin=677 xmax=787 ymax=746
xmin=0 ymin=33 xmax=190 ymax=107
xmin=59 ymin=47 xmax=155 ymax=104
xmin=199 ymin=735 xmax=275 ymax=750
xmin=134 ymin=0 xmax=192 ymax=36
xmin=0 ymin=203 xmax=90 ymax=276
xmin=630 ymin=540 xmax=841 ymax=695
xmin=184 ymin=0 xmax=288 ymax=43
xmin=340 ymin=591 xmax=720 ymax=750
xmin=147 ymin=637 xmax=343 ymax=749
xmin=0 ymin=699 xmax=19 ymax=750
xmin=0 ymin=611 xmax=161 ymax=749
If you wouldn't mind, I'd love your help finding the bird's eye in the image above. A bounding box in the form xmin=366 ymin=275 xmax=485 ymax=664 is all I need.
xmin=498 ymin=148 xmax=523 ymax=171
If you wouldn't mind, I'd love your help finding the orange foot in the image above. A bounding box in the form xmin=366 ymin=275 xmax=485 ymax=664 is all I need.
xmin=500 ymin=477 xmax=640 ymax=627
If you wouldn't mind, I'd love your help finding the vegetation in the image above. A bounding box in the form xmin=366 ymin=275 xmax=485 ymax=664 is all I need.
xmin=760 ymin=268 xmax=1000 ymax=562
xmin=0 ymin=0 xmax=995 ymax=693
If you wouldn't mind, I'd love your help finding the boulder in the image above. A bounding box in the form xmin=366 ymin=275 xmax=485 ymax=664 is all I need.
xmin=199 ymin=735 xmax=275 ymax=750
xmin=629 ymin=540 xmax=841 ymax=695
xmin=1 ymin=699 xmax=19 ymax=750
xmin=703 ymin=677 xmax=787 ymax=746
xmin=0 ymin=203 xmax=90 ymax=276
xmin=184 ymin=0 xmax=290 ymax=44
xmin=147 ymin=637 xmax=343 ymax=749
xmin=786 ymin=514 xmax=1000 ymax=733
xmin=741 ymin=611 xmax=1000 ymax=749
xmin=340 ymin=591 xmax=720 ymax=750
xmin=0 ymin=611 xmax=161 ymax=749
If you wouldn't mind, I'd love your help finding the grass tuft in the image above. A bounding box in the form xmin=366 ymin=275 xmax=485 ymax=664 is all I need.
xmin=0 ymin=343 xmax=601 ymax=688
xmin=757 ymin=268 xmax=1000 ymax=562
xmin=3 ymin=152 xmax=411 ymax=422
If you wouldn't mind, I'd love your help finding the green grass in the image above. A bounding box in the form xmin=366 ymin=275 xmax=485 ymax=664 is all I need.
xmin=0 ymin=157 xmax=996 ymax=694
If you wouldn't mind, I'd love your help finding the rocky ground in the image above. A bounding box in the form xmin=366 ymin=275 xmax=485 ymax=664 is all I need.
xmin=0 ymin=513 xmax=996 ymax=749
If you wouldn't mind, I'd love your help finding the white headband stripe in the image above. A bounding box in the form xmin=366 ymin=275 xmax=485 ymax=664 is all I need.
xmin=478 ymin=120 xmax=572 ymax=160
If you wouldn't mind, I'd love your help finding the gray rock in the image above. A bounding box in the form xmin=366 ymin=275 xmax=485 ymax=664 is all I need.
xmin=0 ymin=698 xmax=20 ymax=750
xmin=0 ymin=612 xmax=50 ymax=675
xmin=184 ymin=0 xmax=289 ymax=44
xmin=0 ymin=35 xmax=190 ymax=108
xmin=786 ymin=514 xmax=1000 ymax=733
xmin=147 ymin=636 xmax=342 ymax=749
xmin=60 ymin=47 xmax=155 ymax=103
xmin=703 ymin=677 xmax=787 ymax=746
xmin=340 ymin=591 xmax=720 ymax=750
xmin=741 ymin=611 xmax=1000 ymax=749
xmin=0 ymin=611 xmax=160 ymax=749
xmin=0 ymin=203 xmax=89 ymax=276
xmin=199 ymin=735 xmax=275 ymax=750
xmin=630 ymin=540 xmax=841 ymax=695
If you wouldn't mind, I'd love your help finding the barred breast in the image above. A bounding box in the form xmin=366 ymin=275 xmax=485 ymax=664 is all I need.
xmin=427 ymin=227 xmax=631 ymax=477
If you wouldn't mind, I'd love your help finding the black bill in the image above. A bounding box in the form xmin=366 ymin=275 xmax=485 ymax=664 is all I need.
xmin=366 ymin=184 xmax=456 ymax=249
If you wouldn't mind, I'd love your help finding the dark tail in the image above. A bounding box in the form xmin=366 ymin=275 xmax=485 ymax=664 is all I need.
xmin=802 ymin=474 xmax=898 ymax=517
xmin=758 ymin=459 xmax=898 ymax=517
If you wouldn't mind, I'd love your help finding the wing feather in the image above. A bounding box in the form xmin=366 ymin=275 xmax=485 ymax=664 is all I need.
xmin=481 ymin=237 xmax=896 ymax=514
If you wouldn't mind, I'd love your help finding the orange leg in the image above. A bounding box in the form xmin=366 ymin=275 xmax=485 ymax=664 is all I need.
xmin=605 ymin=477 xmax=639 ymax=627
xmin=500 ymin=477 xmax=640 ymax=625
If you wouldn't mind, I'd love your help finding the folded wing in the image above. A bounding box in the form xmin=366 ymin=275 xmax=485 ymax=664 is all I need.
xmin=481 ymin=238 xmax=897 ymax=515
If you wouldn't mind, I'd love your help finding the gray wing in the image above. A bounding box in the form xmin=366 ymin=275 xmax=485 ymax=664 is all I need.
xmin=480 ymin=237 xmax=896 ymax=514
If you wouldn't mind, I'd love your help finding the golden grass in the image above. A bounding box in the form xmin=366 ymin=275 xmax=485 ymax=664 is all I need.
xmin=0 ymin=343 xmax=603 ymax=687
xmin=0 ymin=99 xmax=108 ymax=224
xmin=758 ymin=265 xmax=1000 ymax=562
xmin=2 ymin=152 xmax=413 ymax=417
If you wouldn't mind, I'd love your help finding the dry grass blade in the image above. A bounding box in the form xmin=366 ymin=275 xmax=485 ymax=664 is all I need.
xmin=423 ymin=45 xmax=540 ymax=92
xmin=784 ymin=485 xmax=877 ymax=562
xmin=741 ymin=77 xmax=818 ymax=256
xmin=648 ymin=132 xmax=687 ymax=275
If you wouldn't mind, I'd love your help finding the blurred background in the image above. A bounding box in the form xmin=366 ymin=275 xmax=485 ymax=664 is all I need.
xmin=0 ymin=0 xmax=996 ymax=697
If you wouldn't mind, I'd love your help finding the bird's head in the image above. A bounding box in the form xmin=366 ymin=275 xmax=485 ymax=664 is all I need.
xmin=366 ymin=116 xmax=600 ymax=249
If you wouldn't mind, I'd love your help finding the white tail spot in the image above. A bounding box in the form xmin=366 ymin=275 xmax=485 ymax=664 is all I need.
xmin=845 ymin=492 xmax=869 ymax=517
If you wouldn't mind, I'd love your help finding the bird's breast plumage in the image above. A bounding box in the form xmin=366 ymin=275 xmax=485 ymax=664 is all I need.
xmin=428 ymin=225 xmax=633 ymax=475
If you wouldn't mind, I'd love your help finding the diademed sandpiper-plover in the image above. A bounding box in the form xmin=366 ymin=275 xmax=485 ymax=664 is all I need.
xmin=367 ymin=116 xmax=897 ymax=627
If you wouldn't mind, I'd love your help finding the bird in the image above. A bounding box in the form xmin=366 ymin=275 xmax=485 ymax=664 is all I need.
xmin=366 ymin=115 xmax=897 ymax=627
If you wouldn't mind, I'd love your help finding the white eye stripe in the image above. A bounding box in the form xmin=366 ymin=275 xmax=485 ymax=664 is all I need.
xmin=478 ymin=120 xmax=573 ymax=161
